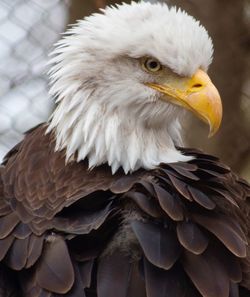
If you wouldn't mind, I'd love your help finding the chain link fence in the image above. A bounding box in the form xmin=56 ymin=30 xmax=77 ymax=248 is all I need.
xmin=0 ymin=0 xmax=69 ymax=160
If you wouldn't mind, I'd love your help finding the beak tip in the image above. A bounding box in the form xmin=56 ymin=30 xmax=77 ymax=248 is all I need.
xmin=208 ymin=121 xmax=221 ymax=138
xmin=208 ymin=131 xmax=215 ymax=138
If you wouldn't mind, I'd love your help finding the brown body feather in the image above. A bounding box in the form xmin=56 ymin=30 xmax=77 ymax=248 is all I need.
xmin=0 ymin=124 xmax=250 ymax=297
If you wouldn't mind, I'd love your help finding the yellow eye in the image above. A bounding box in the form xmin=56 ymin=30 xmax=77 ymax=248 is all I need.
xmin=143 ymin=58 xmax=162 ymax=73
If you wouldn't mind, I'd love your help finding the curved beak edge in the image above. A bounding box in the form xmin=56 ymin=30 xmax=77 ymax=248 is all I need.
xmin=147 ymin=69 xmax=223 ymax=137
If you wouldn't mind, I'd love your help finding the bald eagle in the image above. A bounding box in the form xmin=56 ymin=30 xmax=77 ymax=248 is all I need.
xmin=0 ymin=2 xmax=249 ymax=297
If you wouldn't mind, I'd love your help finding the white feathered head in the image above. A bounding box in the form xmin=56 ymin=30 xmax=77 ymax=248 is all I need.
xmin=48 ymin=2 xmax=222 ymax=174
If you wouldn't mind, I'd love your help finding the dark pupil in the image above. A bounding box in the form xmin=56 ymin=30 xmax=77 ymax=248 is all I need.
xmin=148 ymin=61 xmax=158 ymax=69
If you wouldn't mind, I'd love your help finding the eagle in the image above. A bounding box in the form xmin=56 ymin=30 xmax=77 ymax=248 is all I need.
xmin=0 ymin=2 xmax=249 ymax=297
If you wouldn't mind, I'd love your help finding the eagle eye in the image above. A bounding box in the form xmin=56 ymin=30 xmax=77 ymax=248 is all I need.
xmin=142 ymin=58 xmax=162 ymax=73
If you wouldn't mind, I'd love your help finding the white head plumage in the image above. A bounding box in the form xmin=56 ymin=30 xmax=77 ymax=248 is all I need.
xmin=47 ymin=1 xmax=214 ymax=174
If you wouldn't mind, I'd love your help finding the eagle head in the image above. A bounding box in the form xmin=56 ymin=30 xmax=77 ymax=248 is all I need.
xmin=47 ymin=2 xmax=222 ymax=174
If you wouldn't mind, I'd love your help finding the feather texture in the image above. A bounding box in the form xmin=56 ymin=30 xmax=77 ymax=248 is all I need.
xmin=0 ymin=124 xmax=249 ymax=296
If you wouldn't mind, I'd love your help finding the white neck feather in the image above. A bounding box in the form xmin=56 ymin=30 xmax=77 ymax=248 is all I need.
xmin=47 ymin=87 xmax=191 ymax=174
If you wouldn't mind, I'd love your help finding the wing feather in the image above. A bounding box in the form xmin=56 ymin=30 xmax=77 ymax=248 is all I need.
xmin=0 ymin=126 xmax=250 ymax=297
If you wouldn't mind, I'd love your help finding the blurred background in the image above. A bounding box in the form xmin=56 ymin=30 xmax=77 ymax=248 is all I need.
xmin=0 ymin=0 xmax=249 ymax=180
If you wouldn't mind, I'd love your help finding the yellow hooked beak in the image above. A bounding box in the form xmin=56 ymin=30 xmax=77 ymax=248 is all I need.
xmin=147 ymin=69 xmax=222 ymax=136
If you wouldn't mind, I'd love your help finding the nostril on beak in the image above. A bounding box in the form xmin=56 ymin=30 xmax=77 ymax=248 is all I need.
xmin=192 ymin=83 xmax=203 ymax=88
xmin=190 ymin=83 xmax=204 ymax=92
